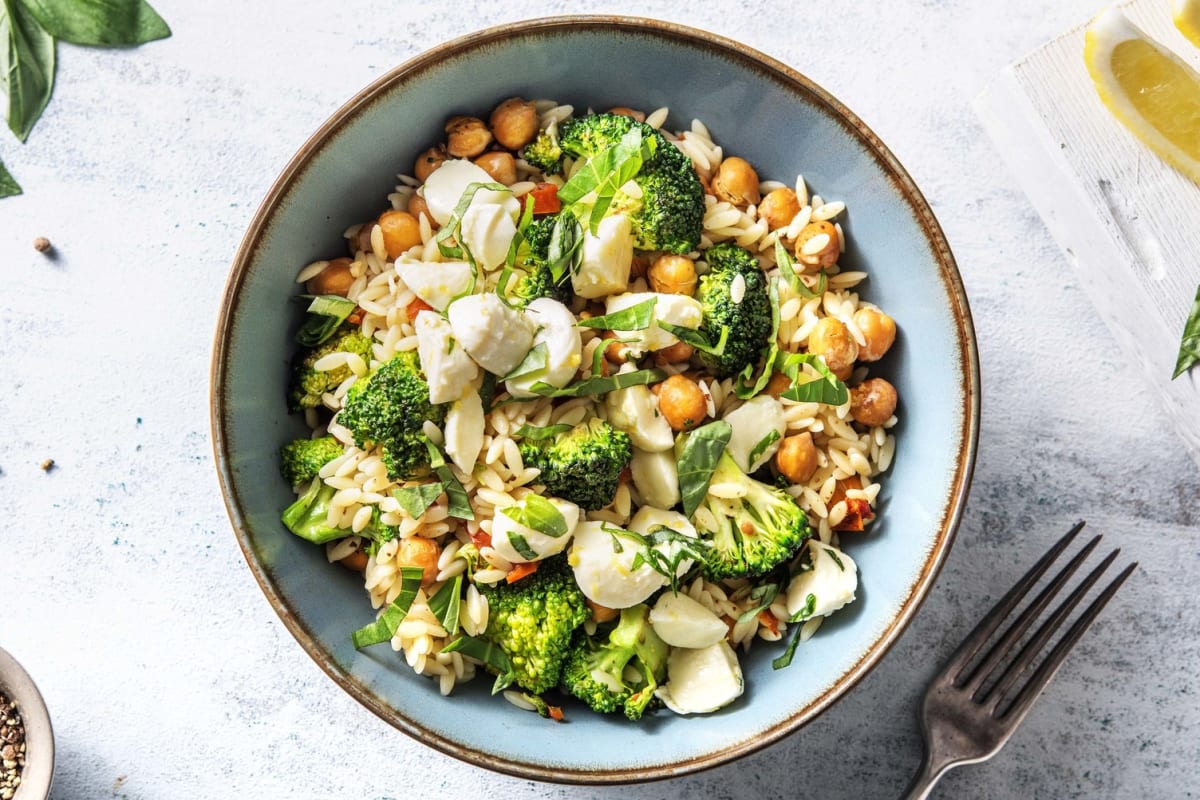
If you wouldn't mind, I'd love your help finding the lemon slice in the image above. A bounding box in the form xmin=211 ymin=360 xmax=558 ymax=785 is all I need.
xmin=1084 ymin=7 xmax=1200 ymax=185
xmin=1175 ymin=0 xmax=1200 ymax=47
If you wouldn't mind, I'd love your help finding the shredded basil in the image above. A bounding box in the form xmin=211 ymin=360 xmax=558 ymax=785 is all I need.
xmin=601 ymin=523 xmax=709 ymax=594
xmin=1173 ymin=284 xmax=1200 ymax=379
xmin=824 ymin=548 xmax=846 ymax=571
xmin=501 ymin=495 xmax=568 ymax=538
xmin=392 ymin=483 xmax=443 ymax=519
xmin=295 ymin=294 xmax=357 ymax=347
xmin=736 ymin=571 xmax=787 ymax=623
xmin=772 ymin=592 xmax=818 ymax=670
xmin=427 ymin=575 xmax=463 ymax=636
xmin=501 ymin=342 xmax=549 ymax=382
xmin=677 ymin=420 xmax=733 ymax=518
xmin=546 ymin=210 xmax=584 ymax=283
xmin=352 ymin=565 xmax=423 ymax=648
xmin=775 ymin=239 xmax=826 ymax=300
xmin=434 ymin=180 xmax=508 ymax=288
xmin=777 ymin=352 xmax=850 ymax=405
xmin=527 ymin=367 xmax=666 ymax=398
xmin=576 ymin=297 xmax=657 ymax=331
xmin=442 ymin=635 xmax=516 ymax=694
xmin=423 ymin=440 xmax=473 ymax=520
xmin=558 ymin=126 xmax=657 ymax=232
xmin=504 ymin=532 xmax=540 ymax=560
xmin=657 ymin=321 xmax=730 ymax=356
xmin=513 ymin=423 xmax=572 ymax=441
xmin=749 ymin=429 xmax=782 ymax=468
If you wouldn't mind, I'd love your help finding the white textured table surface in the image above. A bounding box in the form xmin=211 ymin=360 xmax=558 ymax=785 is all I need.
xmin=2 ymin=2 xmax=1197 ymax=798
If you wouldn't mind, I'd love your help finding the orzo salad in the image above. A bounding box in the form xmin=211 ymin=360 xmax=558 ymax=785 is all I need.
xmin=280 ymin=97 xmax=899 ymax=720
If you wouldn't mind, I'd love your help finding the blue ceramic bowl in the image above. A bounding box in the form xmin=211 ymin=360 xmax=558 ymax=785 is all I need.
xmin=212 ymin=16 xmax=979 ymax=783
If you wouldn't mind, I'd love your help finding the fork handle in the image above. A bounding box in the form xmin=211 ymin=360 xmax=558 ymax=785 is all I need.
xmin=902 ymin=746 xmax=953 ymax=800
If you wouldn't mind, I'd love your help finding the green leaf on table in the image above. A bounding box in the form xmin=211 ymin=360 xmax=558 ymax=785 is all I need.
xmin=0 ymin=156 xmax=20 ymax=196
xmin=1172 ymin=284 xmax=1200 ymax=379
xmin=18 ymin=0 xmax=170 ymax=46
xmin=2 ymin=0 xmax=57 ymax=142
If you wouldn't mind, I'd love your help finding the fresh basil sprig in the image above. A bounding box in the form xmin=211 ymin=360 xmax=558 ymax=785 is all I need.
xmin=1172 ymin=284 xmax=1200 ymax=379
xmin=0 ymin=161 xmax=20 ymax=197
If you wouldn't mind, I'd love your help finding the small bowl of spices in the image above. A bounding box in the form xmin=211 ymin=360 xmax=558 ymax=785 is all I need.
xmin=0 ymin=647 xmax=53 ymax=800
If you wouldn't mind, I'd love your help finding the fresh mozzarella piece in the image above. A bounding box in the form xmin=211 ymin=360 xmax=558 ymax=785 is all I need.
xmin=443 ymin=390 xmax=484 ymax=474
xmin=723 ymin=395 xmax=787 ymax=473
xmin=459 ymin=202 xmax=517 ymax=272
xmin=657 ymin=640 xmax=744 ymax=715
xmin=572 ymin=214 xmax=633 ymax=299
xmin=627 ymin=506 xmax=697 ymax=578
xmin=394 ymin=261 xmax=473 ymax=311
xmin=605 ymin=291 xmax=704 ymax=354
xmin=421 ymin=159 xmax=519 ymax=226
xmin=630 ymin=447 xmax=681 ymax=509
xmin=414 ymin=312 xmax=479 ymax=405
xmin=505 ymin=298 xmax=583 ymax=398
xmin=447 ymin=293 xmax=534 ymax=376
xmin=490 ymin=496 xmax=580 ymax=564
xmin=649 ymin=592 xmax=728 ymax=649
xmin=606 ymin=383 xmax=674 ymax=452
xmin=569 ymin=521 xmax=667 ymax=609
xmin=786 ymin=539 xmax=859 ymax=619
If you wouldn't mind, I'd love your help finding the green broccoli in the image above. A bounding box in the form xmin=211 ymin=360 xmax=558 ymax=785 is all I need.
xmin=503 ymin=216 xmax=572 ymax=307
xmin=558 ymin=112 xmax=705 ymax=254
xmin=288 ymin=327 xmax=373 ymax=412
xmin=522 ymin=130 xmax=564 ymax=175
xmin=479 ymin=555 xmax=589 ymax=694
xmin=279 ymin=435 xmax=344 ymax=485
xmin=695 ymin=242 xmax=773 ymax=377
xmin=693 ymin=451 xmax=811 ymax=580
xmin=518 ymin=419 xmax=632 ymax=511
xmin=280 ymin=479 xmax=345 ymax=544
xmin=560 ymin=604 xmax=669 ymax=720
xmin=336 ymin=351 xmax=443 ymax=479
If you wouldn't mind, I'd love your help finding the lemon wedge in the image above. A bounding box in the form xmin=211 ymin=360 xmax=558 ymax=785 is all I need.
xmin=1175 ymin=0 xmax=1200 ymax=47
xmin=1084 ymin=7 xmax=1200 ymax=185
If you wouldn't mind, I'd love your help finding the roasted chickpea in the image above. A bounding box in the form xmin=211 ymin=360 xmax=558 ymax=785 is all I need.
xmin=711 ymin=156 xmax=761 ymax=207
xmin=587 ymin=598 xmax=620 ymax=624
xmin=629 ymin=254 xmax=650 ymax=280
xmin=658 ymin=374 xmax=708 ymax=431
xmin=653 ymin=340 xmax=696 ymax=366
xmin=339 ymin=549 xmax=369 ymax=572
xmin=407 ymin=193 xmax=433 ymax=224
xmin=306 ymin=257 xmax=355 ymax=296
xmin=377 ymin=210 xmax=422 ymax=260
xmin=607 ymin=106 xmax=646 ymax=122
xmin=764 ymin=371 xmax=793 ymax=398
xmin=473 ymin=151 xmax=518 ymax=185
xmin=853 ymin=307 xmax=897 ymax=362
xmin=795 ymin=220 xmax=840 ymax=268
xmin=759 ymin=187 xmax=801 ymax=230
xmin=850 ymin=378 xmax=898 ymax=427
xmin=445 ymin=115 xmax=493 ymax=158
xmin=414 ymin=145 xmax=447 ymax=183
xmin=647 ymin=254 xmax=698 ymax=295
xmin=397 ymin=536 xmax=442 ymax=587
xmin=601 ymin=330 xmax=628 ymax=365
xmin=489 ymin=97 xmax=539 ymax=150
xmin=775 ymin=433 xmax=819 ymax=484
xmin=807 ymin=317 xmax=858 ymax=380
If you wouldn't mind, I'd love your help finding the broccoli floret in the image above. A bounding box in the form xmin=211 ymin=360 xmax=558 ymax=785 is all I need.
xmin=500 ymin=215 xmax=572 ymax=308
xmin=288 ymin=327 xmax=373 ymax=412
xmin=279 ymin=436 xmax=344 ymax=485
xmin=518 ymin=419 xmax=632 ymax=511
xmin=693 ymin=451 xmax=811 ymax=580
xmin=337 ymin=351 xmax=443 ymax=479
xmin=280 ymin=479 xmax=345 ymax=544
xmin=522 ymin=130 xmax=563 ymax=175
xmin=695 ymin=242 xmax=773 ymax=377
xmin=479 ymin=555 xmax=589 ymax=694
xmin=558 ymin=112 xmax=704 ymax=254
xmin=560 ymin=604 xmax=669 ymax=720
xmin=522 ymin=214 xmax=557 ymax=260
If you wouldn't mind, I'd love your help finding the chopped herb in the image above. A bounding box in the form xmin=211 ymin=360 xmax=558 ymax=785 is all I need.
xmin=351 ymin=565 xmax=423 ymax=647
xmin=501 ymin=494 xmax=568 ymax=538
xmin=558 ymin=126 xmax=657 ymax=232
xmin=602 ymin=523 xmax=710 ymax=594
xmin=504 ymin=532 xmax=539 ymax=560
xmin=1172 ymin=284 xmax=1200 ymax=379
xmin=423 ymin=440 xmax=473 ymax=520
xmin=772 ymin=593 xmax=818 ymax=670
xmin=501 ymin=342 xmax=549 ymax=381
xmin=294 ymin=294 xmax=357 ymax=347
xmin=677 ymin=420 xmax=733 ymax=518
xmin=427 ymin=575 xmax=463 ymax=636
xmin=735 ymin=572 xmax=787 ymax=623
xmin=434 ymin=180 xmax=507 ymax=283
xmin=513 ymin=423 xmax=573 ymax=440
xmin=777 ymin=352 xmax=849 ymax=405
xmin=391 ymin=483 xmax=443 ymax=519
xmin=546 ymin=209 xmax=584 ymax=283
xmin=824 ymin=548 xmax=845 ymax=571
xmin=443 ymin=634 xmax=516 ymax=693
xmin=775 ymin=239 xmax=826 ymax=299
xmin=526 ymin=367 xmax=667 ymax=398
xmin=748 ymin=429 xmax=782 ymax=467
xmin=576 ymin=297 xmax=657 ymax=331
xmin=657 ymin=321 xmax=730 ymax=356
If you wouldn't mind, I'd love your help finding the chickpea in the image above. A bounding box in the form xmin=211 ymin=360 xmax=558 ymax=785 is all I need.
xmin=601 ymin=330 xmax=629 ymax=365
xmin=759 ymin=187 xmax=801 ymax=230
xmin=407 ymin=193 xmax=433 ymax=224
xmin=764 ymin=371 xmax=793 ymax=398
xmin=396 ymin=536 xmax=442 ymax=587
xmin=775 ymin=433 xmax=819 ymax=484
xmin=850 ymin=378 xmax=898 ymax=427
xmin=807 ymin=317 xmax=859 ymax=380
xmin=587 ymin=598 xmax=619 ymax=624
xmin=653 ymin=340 xmax=695 ymax=366
xmin=414 ymin=145 xmax=446 ymax=183
xmin=607 ymin=106 xmax=646 ymax=122
xmin=489 ymin=97 xmax=539 ymax=150
xmin=657 ymin=374 xmax=708 ymax=431
xmin=445 ymin=115 xmax=493 ymax=158
xmin=647 ymin=254 xmax=698 ymax=296
xmin=853 ymin=307 xmax=897 ymax=362
xmin=795 ymin=220 xmax=840 ymax=268
xmin=629 ymin=254 xmax=650 ymax=280
xmin=306 ymin=257 xmax=355 ymax=296
xmin=377 ymin=210 xmax=422 ymax=260
xmin=711 ymin=156 xmax=761 ymax=208
xmin=473 ymin=151 xmax=517 ymax=185
xmin=339 ymin=549 xmax=369 ymax=572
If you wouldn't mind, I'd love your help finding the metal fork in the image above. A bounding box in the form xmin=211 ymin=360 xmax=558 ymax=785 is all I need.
xmin=903 ymin=521 xmax=1136 ymax=799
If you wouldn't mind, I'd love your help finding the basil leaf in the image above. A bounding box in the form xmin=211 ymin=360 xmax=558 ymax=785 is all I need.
xmin=501 ymin=495 xmax=568 ymax=538
xmin=576 ymin=297 xmax=657 ymax=330
xmin=427 ymin=574 xmax=462 ymax=636
xmin=772 ymin=592 xmax=818 ymax=670
xmin=546 ymin=209 xmax=583 ymax=283
xmin=677 ymin=420 xmax=733 ymax=518
xmin=736 ymin=574 xmax=785 ymax=623
xmin=423 ymin=440 xmax=473 ymax=520
xmin=434 ymin=180 xmax=507 ymax=281
xmin=392 ymin=483 xmax=443 ymax=519
xmin=527 ymin=367 xmax=666 ymax=398
xmin=558 ymin=127 xmax=657 ymax=232
xmin=775 ymin=239 xmax=826 ymax=300
xmin=442 ymin=634 xmax=515 ymax=694
xmin=657 ymin=321 xmax=729 ymax=356
xmin=0 ymin=157 xmax=20 ymax=197
xmin=513 ymin=423 xmax=572 ymax=441
xmin=777 ymin=352 xmax=849 ymax=405
xmin=3 ymin=0 xmax=56 ymax=142
xmin=505 ymin=532 xmax=539 ymax=560
xmin=351 ymin=565 xmax=423 ymax=648
xmin=824 ymin=547 xmax=845 ymax=571
xmin=295 ymin=294 xmax=356 ymax=347
xmin=1172 ymin=283 xmax=1200 ymax=379
xmin=749 ymin=429 xmax=782 ymax=467
xmin=501 ymin=342 xmax=549 ymax=382
xmin=504 ymin=193 xmax=536 ymax=271
xmin=18 ymin=0 xmax=169 ymax=46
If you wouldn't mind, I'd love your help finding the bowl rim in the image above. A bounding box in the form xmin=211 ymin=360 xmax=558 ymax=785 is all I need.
xmin=0 ymin=646 xmax=54 ymax=799
xmin=210 ymin=14 xmax=980 ymax=784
